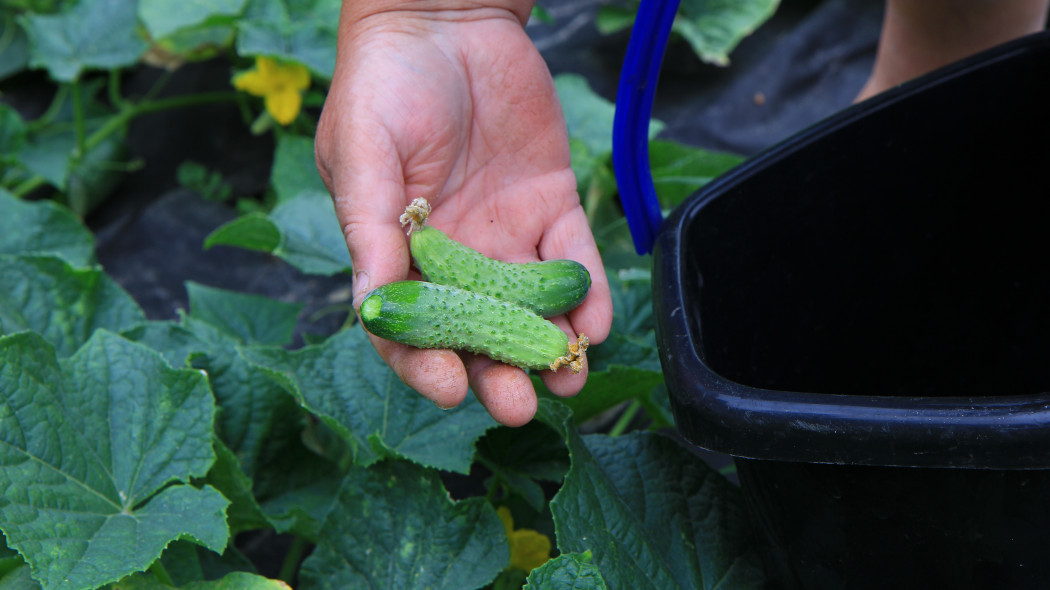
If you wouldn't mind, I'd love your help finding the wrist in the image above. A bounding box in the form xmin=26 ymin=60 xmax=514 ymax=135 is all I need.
xmin=341 ymin=0 xmax=535 ymax=27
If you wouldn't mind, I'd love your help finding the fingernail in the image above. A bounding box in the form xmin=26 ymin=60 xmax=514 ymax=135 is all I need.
xmin=352 ymin=270 xmax=371 ymax=309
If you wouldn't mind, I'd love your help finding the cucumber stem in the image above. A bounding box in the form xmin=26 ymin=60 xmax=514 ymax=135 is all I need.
xmin=549 ymin=334 xmax=589 ymax=373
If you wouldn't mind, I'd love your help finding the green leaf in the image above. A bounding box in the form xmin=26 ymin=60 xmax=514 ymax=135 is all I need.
xmin=529 ymin=5 xmax=552 ymax=24
xmin=120 ymin=319 xmax=209 ymax=368
xmin=123 ymin=317 xmax=307 ymax=491
xmin=138 ymin=0 xmax=247 ymax=40
xmin=524 ymin=552 xmax=608 ymax=590
xmin=0 ymin=104 xmax=27 ymax=165
xmin=241 ymin=326 xmax=496 ymax=474
xmin=206 ymin=439 xmax=272 ymax=535
xmin=252 ymin=437 xmax=344 ymax=538
xmin=203 ymin=213 xmax=281 ymax=252
xmin=245 ymin=394 xmax=348 ymax=538
xmin=65 ymin=130 xmax=129 ymax=216
xmin=0 ymin=563 xmax=40 ymax=590
xmin=235 ymin=0 xmax=339 ymax=79
xmin=594 ymin=5 xmax=635 ymax=35
xmin=194 ymin=343 xmax=303 ymax=477
xmin=266 ymin=190 xmax=351 ymax=274
xmin=17 ymin=127 xmax=72 ymax=189
xmin=16 ymin=87 xmax=131 ymax=214
xmin=177 ymin=161 xmax=233 ymax=203
xmin=595 ymin=0 xmax=779 ymax=66
xmin=157 ymin=541 xmax=259 ymax=587
xmin=18 ymin=0 xmax=148 ymax=81
xmin=535 ymin=365 xmax=664 ymax=426
xmin=0 ymin=13 xmax=30 ymax=82
xmin=182 ymin=572 xmax=292 ymax=589
xmin=186 ymin=281 xmax=302 ymax=346
xmin=536 ymin=268 xmax=664 ymax=424
xmin=649 ymin=139 xmax=744 ymax=209
xmin=0 ymin=545 xmax=25 ymax=582
xmin=673 ymin=0 xmax=779 ymax=66
xmin=271 ymin=133 xmax=328 ymax=203
xmin=0 ymin=189 xmax=95 ymax=266
xmin=589 ymin=267 xmax=660 ymax=372
xmin=476 ymin=421 xmax=569 ymax=512
xmin=0 ymin=0 xmax=69 ymax=12
xmin=298 ymin=460 xmax=508 ymax=590
xmin=0 ymin=254 xmax=145 ymax=356
xmin=151 ymin=23 xmax=238 ymax=64
xmin=536 ymin=401 xmax=764 ymax=590
xmin=183 ymin=317 xmax=309 ymax=476
xmin=554 ymin=73 xmax=663 ymax=160
xmin=116 ymin=571 xmax=290 ymax=589
xmin=0 ymin=330 xmax=229 ymax=590
xmin=205 ymin=191 xmax=352 ymax=276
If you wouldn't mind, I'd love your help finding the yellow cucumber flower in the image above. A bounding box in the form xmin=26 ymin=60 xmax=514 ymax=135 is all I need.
xmin=498 ymin=506 xmax=552 ymax=572
xmin=233 ymin=56 xmax=310 ymax=125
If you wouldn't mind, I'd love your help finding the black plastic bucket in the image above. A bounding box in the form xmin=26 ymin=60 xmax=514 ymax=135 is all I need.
xmin=652 ymin=31 xmax=1050 ymax=589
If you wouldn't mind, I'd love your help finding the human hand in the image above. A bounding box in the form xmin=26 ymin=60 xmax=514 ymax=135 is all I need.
xmin=315 ymin=2 xmax=612 ymax=426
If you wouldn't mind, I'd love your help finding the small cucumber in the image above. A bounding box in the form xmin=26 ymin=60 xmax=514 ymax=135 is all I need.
xmin=400 ymin=198 xmax=591 ymax=317
xmin=360 ymin=280 xmax=588 ymax=373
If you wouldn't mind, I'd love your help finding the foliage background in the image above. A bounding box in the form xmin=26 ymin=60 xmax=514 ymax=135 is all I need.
xmin=0 ymin=0 xmax=884 ymax=588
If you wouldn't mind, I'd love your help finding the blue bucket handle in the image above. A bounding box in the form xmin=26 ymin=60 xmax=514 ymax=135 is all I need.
xmin=612 ymin=0 xmax=681 ymax=254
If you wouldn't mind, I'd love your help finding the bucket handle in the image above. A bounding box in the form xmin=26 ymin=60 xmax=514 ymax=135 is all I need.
xmin=612 ymin=0 xmax=680 ymax=255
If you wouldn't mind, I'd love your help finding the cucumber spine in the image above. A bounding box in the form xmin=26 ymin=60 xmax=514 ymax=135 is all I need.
xmin=360 ymin=280 xmax=588 ymax=373
xmin=400 ymin=198 xmax=591 ymax=317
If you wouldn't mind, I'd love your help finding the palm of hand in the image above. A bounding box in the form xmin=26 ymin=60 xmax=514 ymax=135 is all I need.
xmin=317 ymin=11 xmax=610 ymax=426
xmin=361 ymin=16 xmax=577 ymax=260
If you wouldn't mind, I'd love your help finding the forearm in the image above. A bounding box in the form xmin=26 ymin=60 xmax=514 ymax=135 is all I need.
xmin=340 ymin=0 xmax=535 ymax=28
xmin=882 ymin=0 xmax=1047 ymax=70
xmin=858 ymin=0 xmax=1048 ymax=99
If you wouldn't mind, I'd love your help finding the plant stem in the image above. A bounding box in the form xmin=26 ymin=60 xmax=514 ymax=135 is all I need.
xmin=108 ymin=68 xmax=125 ymax=110
xmin=70 ymin=79 xmax=86 ymax=158
xmin=0 ymin=14 xmax=15 ymax=56
xmin=28 ymin=85 xmax=70 ymax=132
xmin=10 ymin=174 xmax=48 ymax=198
xmin=142 ymin=68 xmax=174 ymax=102
xmin=149 ymin=560 xmax=175 ymax=586
xmin=83 ymin=91 xmax=240 ymax=155
xmin=485 ymin=475 xmax=501 ymax=503
xmin=278 ymin=536 xmax=309 ymax=585
xmin=608 ymin=400 xmax=642 ymax=437
xmin=583 ymin=179 xmax=603 ymax=226
xmin=9 ymin=91 xmax=239 ymax=199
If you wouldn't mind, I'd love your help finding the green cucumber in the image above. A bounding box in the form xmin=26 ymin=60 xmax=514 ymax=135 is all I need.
xmin=410 ymin=225 xmax=591 ymax=317
xmin=360 ymin=280 xmax=588 ymax=373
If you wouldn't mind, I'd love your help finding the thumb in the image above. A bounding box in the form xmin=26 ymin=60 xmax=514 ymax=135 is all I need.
xmin=320 ymin=140 xmax=411 ymax=308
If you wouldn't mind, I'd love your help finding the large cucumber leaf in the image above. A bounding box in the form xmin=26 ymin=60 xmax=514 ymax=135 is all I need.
xmin=269 ymin=134 xmax=328 ymax=204
xmin=298 ymin=460 xmax=507 ymax=590
xmin=524 ymin=552 xmax=608 ymax=590
xmin=138 ymin=0 xmax=247 ymax=40
xmin=205 ymin=190 xmax=352 ymax=276
xmin=116 ymin=571 xmax=291 ymax=589
xmin=241 ymin=326 xmax=496 ymax=474
xmin=537 ymin=401 xmax=764 ymax=589
xmin=0 ymin=254 xmax=144 ymax=357
xmin=0 ymin=189 xmax=94 ymax=266
xmin=18 ymin=0 xmax=147 ymax=81
xmin=0 ymin=330 xmax=228 ymax=590
xmin=235 ymin=0 xmax=340 ymax=79
xmin=596 ymin=0 xmax=779 ymax=66
xmin=185 ymin=281 xmax=302 ymax=347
